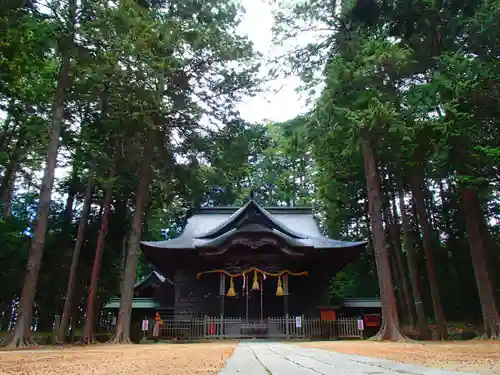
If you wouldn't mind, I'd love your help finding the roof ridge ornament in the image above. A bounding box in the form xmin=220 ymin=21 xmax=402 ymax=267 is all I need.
xmin=249 ymin=188 xmax=256 ymax=201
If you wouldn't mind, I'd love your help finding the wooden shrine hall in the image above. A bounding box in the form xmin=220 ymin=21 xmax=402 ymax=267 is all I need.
xmin=133 ymin=198 xmax=368 ymax=339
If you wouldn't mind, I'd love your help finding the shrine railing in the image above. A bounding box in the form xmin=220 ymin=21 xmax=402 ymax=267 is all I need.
xmin=156 ymin=316 xmax=363 ymax=340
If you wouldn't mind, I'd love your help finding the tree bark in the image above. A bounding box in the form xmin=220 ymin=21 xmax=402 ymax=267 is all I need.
xmin=2 ymin=0 xmax=76 ymax=348
xmin=110 ymin=133 xmax=154 ymax=344
xmin=382 ymin=200 xmax=407 ymax=325
xmin=0 ymin=163 xmax=17 ymax=217
xmin=389 ymin=194 xmax=415 ymax=329
xmin=69 ymin=281 xmax=81 ymax=343
xmin=382 ymin=185 xmax=414 ymax=329
xmin=360 ymin=131 xmax=405 ymax=341
xmin=388 ymin=221 xmax=415 ymax=329
xmin=56 ymin=174 xmax=94 ymax=343
xmin=119 ymin=235 xmax=127 ymax=296
xmin=410 ymin=172 xmax=447 ymax=340
xmin=0 ymin=125 xmax=26 ymax=217
xmin=397 ymin=187 xmax=431 ymax=340
xmin=460 ymin=187 xmax=500 ymax=338
xmin=62 ymin=167 xmax=78 ymax=236
xmin=388 ymin=241 xmax=407 ymax=323
xmin=80 ymin=183 xmax=113 ymax=344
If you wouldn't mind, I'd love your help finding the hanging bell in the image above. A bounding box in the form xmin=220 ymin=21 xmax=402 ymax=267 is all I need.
xmin=276 ymin=276 xmax=284 ymax=297
xmin=251 ymin=269 xmax=260 ymax=291
xmin=226 ymin=276 xmax=235 ymax=297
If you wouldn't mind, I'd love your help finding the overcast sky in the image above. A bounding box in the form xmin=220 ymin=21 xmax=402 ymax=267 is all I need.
xmin=236 ymin=0 xmax=308 ymax=123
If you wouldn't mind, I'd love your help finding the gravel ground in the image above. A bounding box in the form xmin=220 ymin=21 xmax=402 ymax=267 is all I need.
xmin=0 ymin=342 xmax=236 ymax=375
xmin=297 ymin=340 xmax=500 ymax=375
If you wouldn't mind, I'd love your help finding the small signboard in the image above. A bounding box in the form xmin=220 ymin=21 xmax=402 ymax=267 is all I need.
xmin=357 ymin=319 xmax=364 ymax=331
xmin=141 ymin=319 xmax=149 ymax=332
xmin=295 ymin=316 xmax=302 ymax=328
xmin=364 ymin=314 xmax=381 ymax=327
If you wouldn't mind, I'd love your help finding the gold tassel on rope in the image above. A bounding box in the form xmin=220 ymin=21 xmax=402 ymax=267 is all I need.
xmin=251 ymin=269 xmax=259 ymax=291
xmin=276 ymin=276 xmax=284 ymax=297
xmin=227 ymin=276 xmax=235 ymax=297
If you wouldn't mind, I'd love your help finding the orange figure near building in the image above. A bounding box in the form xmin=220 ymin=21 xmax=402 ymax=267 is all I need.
xmin=153 ymin=312 xmax=163 ymax=339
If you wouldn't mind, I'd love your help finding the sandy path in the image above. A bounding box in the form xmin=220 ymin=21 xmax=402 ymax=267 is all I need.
xmin=297 ymin=340 xmax=500 ymax=375
xmin=0 ymin=342 xmax=236 ymax=375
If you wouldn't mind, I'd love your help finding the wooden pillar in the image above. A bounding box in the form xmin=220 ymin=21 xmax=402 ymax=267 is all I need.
xmin=245 ymin=274 xmax=249 ymax=320
xmin=283 ymin=274 xmax=289 ymax=316
xmin=219 ymin=273 xmax=225 ymax=318
xmin=219 ymin=273 xmax=225 ymax=339
xmin=284 ymin=274 xmax=290 ymax=337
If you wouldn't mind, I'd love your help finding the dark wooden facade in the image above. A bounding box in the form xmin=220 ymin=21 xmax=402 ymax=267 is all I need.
xmin=140 ymin=200 xmax=367 ymax=322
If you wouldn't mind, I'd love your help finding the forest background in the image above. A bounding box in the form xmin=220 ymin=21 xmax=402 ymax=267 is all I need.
xmin=0 ymin=0 xmax=498 ymax=345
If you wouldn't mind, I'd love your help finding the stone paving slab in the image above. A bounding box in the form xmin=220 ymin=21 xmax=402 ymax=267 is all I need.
xmin=219 ymin=342 xmax=481 ymax=375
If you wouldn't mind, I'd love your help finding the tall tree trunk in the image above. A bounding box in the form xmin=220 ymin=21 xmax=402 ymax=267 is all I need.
xmin=410 ymin=172 xmax=447 ymax=340
xmin=360 ymin=131 xmax=405 ymax=341
xmin=80 ymin=183 xmax=113 ymax=344
xmin=69 ymin=282 xmax=81 ymax=343
xmin=389 ymin=194 xmax=415 ymax=330
xmin=62 ymin=167 xmax=78 ymax=236
xmin=382 ymin=200 xmax=407 ymax=325
xmin=110 ymin=133 xmax=154 ymax=344
xmin=0 ymin=164 xmax=17 ymax=217
xmin=0 ymin=125 xmax=26 ymax=216
xmin=0 ymin=107 xmax=14 ymax=152
xmin=56 ymin=167 xmax=78 ymax=316
xmin=0 ymin=303 xmax=9 ymax=331
xmin=382 ymin=182 xmax=414 ymax=329
xmin=3 ymin=0 xmax=76 ymax=348
xmin=119 ymin=235 xmax=127 ymax=296
xmin=388 ymin=242 xmax=407 ymax=323
xmin=460 ymin=187 xmax=500 ymax=338
xmin=397 ymin=187 xmax=431 ymax=340
xmin=56 ymin=175 xmax=94 ymax=343
xmin=388 ymin=221 xmax=415 ymax=329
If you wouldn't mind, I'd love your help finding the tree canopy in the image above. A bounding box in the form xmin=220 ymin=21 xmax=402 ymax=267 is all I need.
xmin=0 ymin=0 xmax=498 ymax=345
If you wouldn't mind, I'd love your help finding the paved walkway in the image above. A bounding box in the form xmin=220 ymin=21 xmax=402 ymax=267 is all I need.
xmin=219 ymin=342 xmax=479 ymax=375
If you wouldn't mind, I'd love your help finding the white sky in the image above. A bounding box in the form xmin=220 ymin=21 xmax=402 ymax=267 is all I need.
xmin=235 ymin=0 xmax=308 ymax=124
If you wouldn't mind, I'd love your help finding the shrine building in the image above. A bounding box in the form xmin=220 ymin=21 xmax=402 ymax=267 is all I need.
xmin=132 ymin=198 xmax=367 ymax=332
xmin=103 ymin=197 xmax=375 ymax=339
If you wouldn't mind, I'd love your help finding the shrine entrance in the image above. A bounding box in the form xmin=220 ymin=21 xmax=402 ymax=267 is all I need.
xmin=221 ymin=272 xmax=292 ymax=320
xmin=197 ymin=267 xmax=308 ymax=322
xmin=138 ymin=198 xmax=367 ymax=339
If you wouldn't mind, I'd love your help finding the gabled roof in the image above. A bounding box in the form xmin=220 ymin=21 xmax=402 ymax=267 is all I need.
xmin=195 ymin=200 xmax=307 ymax=239
xmin=104 ymin=271 xmax=170 ymax=310
xmin=141 ymin=200 xmax=366 ymax=251
xmin=134 ymin=270 xmax=172 ymax=290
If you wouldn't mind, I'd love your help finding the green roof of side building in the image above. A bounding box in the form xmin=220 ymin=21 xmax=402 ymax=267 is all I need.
xmin=104 ymin=297 xmax=159 ymax=309
xmin=103 ymin=271 xmax=169 ymax=309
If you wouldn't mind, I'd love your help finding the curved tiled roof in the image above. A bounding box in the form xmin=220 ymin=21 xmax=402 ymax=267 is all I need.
xmin=141 ymin=200 xmax=366 ymax=251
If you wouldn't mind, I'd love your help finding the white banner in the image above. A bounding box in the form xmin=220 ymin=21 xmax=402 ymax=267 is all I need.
xmin=141 ymin=319 xmax=149 ymax=331
xmin=357 ymin=319 xmax=364 ymax=331
xmin=295 ymin=316 xmax=302 ymax=328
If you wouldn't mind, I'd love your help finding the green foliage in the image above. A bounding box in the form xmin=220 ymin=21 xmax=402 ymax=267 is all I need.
xmin=330 ymin=252 xmax=380 ymax=304
xmin=272 ymin=0 xmax=500 ymax=324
